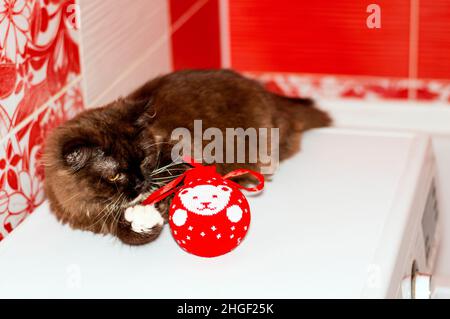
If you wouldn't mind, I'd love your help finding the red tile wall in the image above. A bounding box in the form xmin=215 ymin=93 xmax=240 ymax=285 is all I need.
xmin=419 ymin=0 xmax=450 ymax=79
xmin=170 ymin=0 xmax=222 ymax=70
xmin=168 ymin=0 xmax=450 ymax=102
xmin=229 ymin=0 xmax=411 ymax=78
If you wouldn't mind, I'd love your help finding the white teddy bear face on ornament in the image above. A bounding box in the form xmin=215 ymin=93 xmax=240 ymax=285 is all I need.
xmin=179 ymin=184 xmax=232 ymax=215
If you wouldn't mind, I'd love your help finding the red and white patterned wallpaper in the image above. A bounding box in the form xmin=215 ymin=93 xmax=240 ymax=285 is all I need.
xmin=0 ymin=0 xmax=83 ymax=241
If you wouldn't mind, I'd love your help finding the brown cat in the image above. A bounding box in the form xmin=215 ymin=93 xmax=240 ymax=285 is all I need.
xmin=43 ymin=69 xmax=331 ymax=245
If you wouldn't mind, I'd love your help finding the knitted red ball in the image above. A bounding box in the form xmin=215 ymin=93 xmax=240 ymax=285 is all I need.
xmin=169 ymin=168 xmax=251 ymax=257
xmin=142 ymin=158 xmax=264 ymax=258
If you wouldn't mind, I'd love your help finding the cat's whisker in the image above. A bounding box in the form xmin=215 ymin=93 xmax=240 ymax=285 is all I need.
xmin=155 ymin=149 xmax=162 ymax=168
xmin=165 ymin=168 xmax=186 ymax=175
xmin=105 ymin=194 xmax=123 ymax=224
xmin=112 ymin=195 xmax=128 ymax=230
xmin=150 ymin=181 xmax=170 ymax=186
xmin=87 ymin=192 xmax=125 ymax=230
xmin=143 ymin=141 xmax=172 ymax=151
xmin=150 ymin=161 xmax=184 ymax=176
xmin=58 ymin=192 xmax=82 ymax=207
xmin=151 ymin=174 xmax=183 ymax=181
xmin=96 ymin=193 xmax=125 ymax=232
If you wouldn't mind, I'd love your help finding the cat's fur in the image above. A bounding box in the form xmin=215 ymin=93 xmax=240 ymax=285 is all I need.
xmin=43 ymin=69 xmax=331 ymax=245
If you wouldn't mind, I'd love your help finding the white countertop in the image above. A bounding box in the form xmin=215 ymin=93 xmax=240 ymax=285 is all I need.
xmin=0 ymin=128 xmax=424 ymax=298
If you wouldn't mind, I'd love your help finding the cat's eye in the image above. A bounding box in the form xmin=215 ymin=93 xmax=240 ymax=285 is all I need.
xmin=108 ymin=173 xmax=123 ymax=182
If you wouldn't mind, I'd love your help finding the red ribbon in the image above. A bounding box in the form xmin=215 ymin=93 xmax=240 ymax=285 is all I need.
xmin=141 ymin=157 xmax=264 ymax=206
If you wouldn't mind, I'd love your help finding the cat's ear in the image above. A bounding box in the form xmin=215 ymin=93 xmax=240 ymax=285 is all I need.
xmin=62 ymin=141 xmax=98 ymax=172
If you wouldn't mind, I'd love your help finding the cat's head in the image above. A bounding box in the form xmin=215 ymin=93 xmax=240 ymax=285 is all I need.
xmin=42 ymin=101 xmax=172 ymax=233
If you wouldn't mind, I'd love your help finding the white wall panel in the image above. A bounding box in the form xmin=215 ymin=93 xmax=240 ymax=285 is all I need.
xmin=78 ymin=0 xmax=172 ymax=107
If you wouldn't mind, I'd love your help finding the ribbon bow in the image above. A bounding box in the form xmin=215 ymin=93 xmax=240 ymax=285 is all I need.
xmin=142 ymin=157 xmax=265 ymax=206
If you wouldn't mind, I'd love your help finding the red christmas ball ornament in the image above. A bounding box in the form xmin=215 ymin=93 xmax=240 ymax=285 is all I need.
xmin=169 ymin=169 xmax=252 ymax=257
xmin=142 ymin=158 xmax=264 ymax=258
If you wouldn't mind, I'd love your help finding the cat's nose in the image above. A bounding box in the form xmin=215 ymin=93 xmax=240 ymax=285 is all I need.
xmin=201 ymin=202 xmax=211 ymax=207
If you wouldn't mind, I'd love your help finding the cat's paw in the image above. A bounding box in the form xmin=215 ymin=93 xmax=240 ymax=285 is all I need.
xmin=124 ymin=205 xmax=164 ymax=233
xmin=226 ymin=205 xmax=243 ymax=223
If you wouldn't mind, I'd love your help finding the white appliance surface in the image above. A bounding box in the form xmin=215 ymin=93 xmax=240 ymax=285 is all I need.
xmin=0 ymin=128 xmax=434 ymax=298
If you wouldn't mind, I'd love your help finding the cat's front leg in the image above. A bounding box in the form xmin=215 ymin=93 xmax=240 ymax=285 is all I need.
xmin=116 ymin=205 xmax=164 ymax=245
